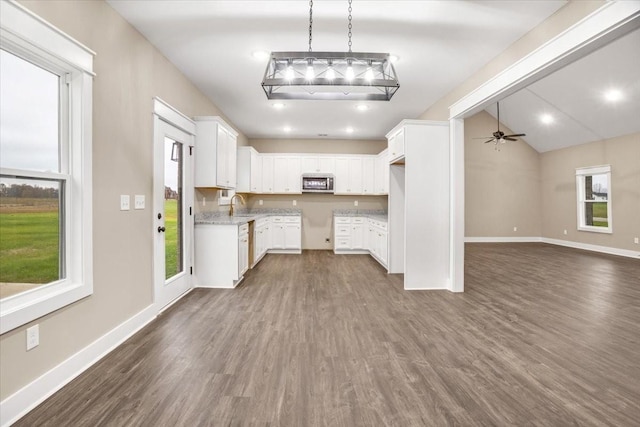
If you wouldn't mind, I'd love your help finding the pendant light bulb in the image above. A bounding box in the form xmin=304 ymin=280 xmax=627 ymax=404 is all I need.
xmin=365 ymin=66 xmax=374 ymax=81
xmin=346 ymin=62 xmax=355 ymax=81
xmin=285 ymin=63 xmax=294 ymax=81
xmin=326 ymin=63 xmax=335 ymax=80
xmin=305 ymin=62 xmax=315 ymax=80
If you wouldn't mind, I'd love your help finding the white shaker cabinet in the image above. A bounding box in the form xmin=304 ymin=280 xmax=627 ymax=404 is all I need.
xmin=362 ymin=157 xmax=375 ymax=195
xmin=194 ymin=116 xmax=238 ymax=189
xmin=375 ymin=149 xmax=389 ymax=195
xmin=236 ymin=146 xmax=261 ymax=193
xmin=334 ymin=157 xmax=363 ymax=195
xmin=261 ymin=155 xmax=274 ymax=193
xmin=302 ymin=156 xmax=336 ymax=174
xmin=273 ymin=156 xmax=302 ymax=194
xmin=195 ymin=222 xmax=249 ymax=288
xmin=388 ymin=128 xmax=405 ymax=163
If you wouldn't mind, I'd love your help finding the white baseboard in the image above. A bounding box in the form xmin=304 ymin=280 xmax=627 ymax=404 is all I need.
xmin=464 ymin=236 xmax=639 ymax=259
xmin=0 ymin=304 xmax=157 ymax=427
xmin=541 ymin=238 xmax=640 ymax=259
xmin=465 ymin=236 xmax=542 ymax=243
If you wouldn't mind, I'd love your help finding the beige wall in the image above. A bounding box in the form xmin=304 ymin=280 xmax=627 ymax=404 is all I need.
xmin=419 ymin=1 xmax=605 ymax=121
xmin=540 ymin=133 xmax=640 ymax=250
xmin=249 ymin=138 xmax=386 ymax=154
xmin=1 ymin=0 xmax=247 ymax=400
xmin=465 ymin=112 xmax=541 ymax=237
xmin=244 ymin=138 xmax=388 ymax=249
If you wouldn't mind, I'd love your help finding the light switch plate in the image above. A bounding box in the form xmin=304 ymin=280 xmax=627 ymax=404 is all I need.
xmin=354 ymin=200 xmax=358 ymax=207
xmin=134 ymin=195 xmax=145 ymax=210
xmin=292 ymin=200 xmax=297 ymax=206
xmin=634 ymin=237 xmax=639 ymax=244
xmin=120 ymin=195 xmax=130 ymax=211
xmin=259 ymin=200 xmax=263 ymax=206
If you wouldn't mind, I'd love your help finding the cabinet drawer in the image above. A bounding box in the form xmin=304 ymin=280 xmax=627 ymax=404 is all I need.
xmin=335 ymin=226 xmax=351 ymax=236
xmin=256 ymin=217 xmax=269 ymax=227
xmin=284 ymin=216 xmax=301 ymax=223
xmin=334 ymin=216 xmax=351 ymax=224
xmin=270 ymin=216 xmax=284 ymax=223
xmin=352 ymin=217 xmax=365 ymax=224
xmin=335 ymin=238 xmax=350 ymax=249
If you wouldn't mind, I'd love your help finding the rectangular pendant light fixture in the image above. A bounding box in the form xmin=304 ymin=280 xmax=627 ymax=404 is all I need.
xmin=261 ymin=51 xmax=400 ymax=101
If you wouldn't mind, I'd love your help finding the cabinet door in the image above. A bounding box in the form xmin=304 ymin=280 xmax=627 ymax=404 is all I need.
xmin=271 ymin=224 xmax=285 ymax=249
xmin=318 ymin=157 xmax=335 ymax=174
xmin=227 ymin=134 xmax=237 ymax=188
xmin=261 ymin=156 xmax=274 ymax=193
xmin=301 ymin=156 xmax=319 ymax=174
xmin=284 ymin=223 xmax=301 ymax=249
xmin=389 ymin=129 xmax=405 ymax=162
xmin=287 ymin=157 xmax=301 ymax=193
xmin=362 ymin=157 xmax=375 ymax=195
xmin=334 ymin=158 xmax=349 ymax=194
xmin=348 ymin=158 xmax=363 ymax=194
xmin=380 ymin=231 xmax=388 ymax=266
xmin=250 ymin=150 xmax=262 ymax=193
xmin=351 ymin=224 xmax=364 ymax=249
xmin=273 ymin=157 xmax=288 ymax=193
xmin=238 ymin=233 xmax=248 ymax=276
xmin=215 ymin=126 xmax=227 ymax=186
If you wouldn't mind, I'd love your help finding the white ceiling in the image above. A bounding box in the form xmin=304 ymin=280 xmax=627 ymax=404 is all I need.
xmin=107 ymin=0 xmax=566 ymax=140
xmin=484 ymin=27 xmax=640 ymax=153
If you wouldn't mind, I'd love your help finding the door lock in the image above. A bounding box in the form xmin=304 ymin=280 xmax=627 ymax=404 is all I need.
xmin=158 ymin=226 xmax=166 ymax=233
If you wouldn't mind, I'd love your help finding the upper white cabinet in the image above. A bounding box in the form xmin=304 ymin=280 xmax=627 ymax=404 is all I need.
xmin=194 ymin=116 xmax=238 ymax=189
xmin=273 ymin=156 xmax=301 ymax=194
xmin=301 ymin=156 xmax=336 ymax=174
xmin=362 ymin=157 xmax=375 ymax=195
xmin=335 ymin=157 xmax=363 ymax=194
xmin=261 ymin=155 xmax=275 ymax=193
xmin=388 ymin=128 xmax=405 ymax=163
xmin=375 ymin=149 xmax=389 ymax=195
xmin=236 ymin=146 xmax=261 ymax=193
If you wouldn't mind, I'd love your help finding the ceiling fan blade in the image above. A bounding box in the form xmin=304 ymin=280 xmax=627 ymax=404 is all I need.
xmin=483 ymin=138 xmax=496 ymax=144
xmin=503 ymin=137 xmax=517 ymax=141
xmin=504 ymin=133 xmax=526 ymax=137
xmin=473 ymin=136 xmax=494 ymax=139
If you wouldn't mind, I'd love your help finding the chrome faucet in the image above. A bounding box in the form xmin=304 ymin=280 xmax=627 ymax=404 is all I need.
xmin=229 ymin=193 xmax=246 ymax=216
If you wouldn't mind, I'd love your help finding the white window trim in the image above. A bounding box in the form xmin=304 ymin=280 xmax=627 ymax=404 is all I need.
xmin=0 ymin=1 xmax=94 ymax=334
xmin=576 ymin=165 xmax=612 ymax=234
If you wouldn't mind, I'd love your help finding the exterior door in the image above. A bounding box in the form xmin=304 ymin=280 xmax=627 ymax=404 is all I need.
xmin=154 ymin=117 xmax=193 ymax=310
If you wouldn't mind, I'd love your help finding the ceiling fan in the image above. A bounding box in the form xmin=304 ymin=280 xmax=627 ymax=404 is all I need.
xmin=475 ymin=101 xmax=526 ymax=149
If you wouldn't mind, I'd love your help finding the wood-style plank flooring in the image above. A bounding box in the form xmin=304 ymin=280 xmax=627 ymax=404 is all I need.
xmin=16 ymin=244 xmax=640 ymax=426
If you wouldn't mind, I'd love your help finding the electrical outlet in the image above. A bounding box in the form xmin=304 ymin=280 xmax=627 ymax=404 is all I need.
xmin=134 ymin=195 xmax=145 ymax=210
xmin=564 ymin=229 xmax=568 ymax=235
xmin=354 ymin=200 xmax=359 ymax=207
xmin=202 ymin=197 xmax=206 ymax=207
xmin=292 ymin=200 xmax=297 ymax=206
xmin=259 ymin=200 xmax=263 ymax=206
xmin=513 ymin=226 xmax=517 ymax=232
xmin=120 ymin=195 xmax=130 ymax=211
xmin=26 ymin=324 xmax=39 ymax=351
xmin=634 ymin=237 xmax=639 ymax=244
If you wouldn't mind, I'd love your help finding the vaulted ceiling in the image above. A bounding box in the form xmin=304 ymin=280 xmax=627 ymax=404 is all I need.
xmin=107 ymin=0 xmax=567 ymax=140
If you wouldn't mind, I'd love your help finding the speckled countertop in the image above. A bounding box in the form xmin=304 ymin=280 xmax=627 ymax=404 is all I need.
xmin=195 ymin=208 xmax=302 ymax=225
xmin=333 ymin=209 xmax=388 ymax=222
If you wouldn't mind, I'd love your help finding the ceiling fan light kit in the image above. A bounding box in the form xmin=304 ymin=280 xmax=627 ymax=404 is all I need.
xmin=261 ymin=0 xmax=400 ymax=101
xmin=474 ymin=101 xmax=526 ymax=150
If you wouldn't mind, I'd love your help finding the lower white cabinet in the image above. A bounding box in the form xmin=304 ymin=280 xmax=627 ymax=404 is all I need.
xmin=270 ymin=216 xmax=302 ymax=252
xmin=334 ymin=215 xmax=387 ymax=268
xmin=195 ymin=222 xmax=250 ymax=288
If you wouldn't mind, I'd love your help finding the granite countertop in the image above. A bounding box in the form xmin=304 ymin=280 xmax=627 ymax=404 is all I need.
xmin=333 ymin=209 xmax=388 ymax=222
xmin=195 ymin=208 xmax=302 ymax=225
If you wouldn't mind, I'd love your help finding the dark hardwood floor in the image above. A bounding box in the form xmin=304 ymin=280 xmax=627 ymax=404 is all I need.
xmin=16 ymin=244 xmax=640 ymax=426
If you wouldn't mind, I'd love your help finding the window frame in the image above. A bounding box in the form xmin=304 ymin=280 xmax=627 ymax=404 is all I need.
xmin=575 ymin=165 xmax=612 ymax=234
xmin=0 ymin=1 xmax=94 ymax=334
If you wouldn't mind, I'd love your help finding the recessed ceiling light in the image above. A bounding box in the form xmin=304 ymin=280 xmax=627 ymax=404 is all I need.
xmin=604 ymin=88 xmax=623 ymax=102
xmin=346 ymin=127 xmax=354 ymax=134
xmin=273 ymin=103 xmax=285 ymax=109
xmin=356 ymin=104 xmax=369 ymax=111
xmin=283 ymin=126 xmax=292 ymax=132
xmin=252 ymin=50 xmax=269 ymax=60
xmin=389 ymin=54 xmax=399 ymax=63
xmin=540 ymin=113 xmax=554 ymax=125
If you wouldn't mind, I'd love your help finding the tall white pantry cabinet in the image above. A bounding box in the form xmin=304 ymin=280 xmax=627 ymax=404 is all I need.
xmin=387 ymin=120 xmax=450 ymax=290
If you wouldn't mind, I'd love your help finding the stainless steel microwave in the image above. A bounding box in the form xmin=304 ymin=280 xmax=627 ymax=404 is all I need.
xmin=301 ymin=174 xmax=334 ymax=193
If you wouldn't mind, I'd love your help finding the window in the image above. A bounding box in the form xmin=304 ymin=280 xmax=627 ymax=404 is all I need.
xmin=576 ymin=165 xmax=612 ymax=234
xmin=0 ymin=1 xmax=94 ymax=334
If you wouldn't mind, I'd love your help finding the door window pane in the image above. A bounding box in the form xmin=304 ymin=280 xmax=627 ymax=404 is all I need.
xmin=0 ymin=177 xmax=62 ymax=298
xmin=164 ymin=138 xmax=183 ymax=280
xmin=0 ymin=49 xmax=60 ymax=172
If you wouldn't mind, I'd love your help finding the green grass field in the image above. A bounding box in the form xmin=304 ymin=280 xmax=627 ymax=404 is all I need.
xmin=591 ymin=202 xmax=608 ymax=227
xmin=0 ymin=206 xmax=60 ymax=284
xmin=164 ymin=198 xmax=181 ymax=280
